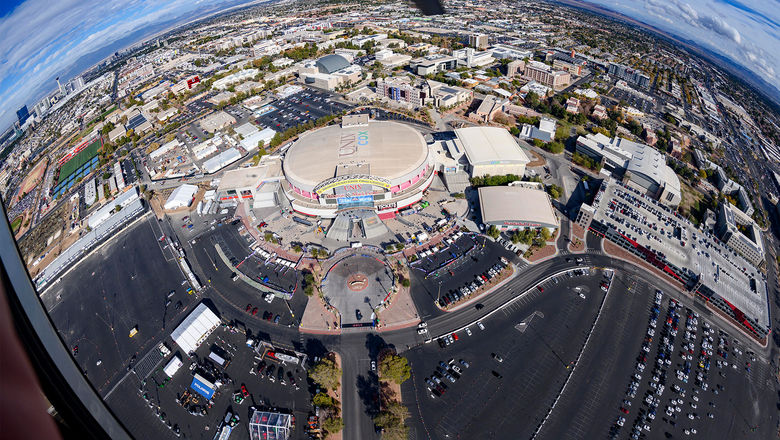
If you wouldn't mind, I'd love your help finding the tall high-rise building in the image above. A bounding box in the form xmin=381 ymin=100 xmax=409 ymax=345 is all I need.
xmin=16 ymin=105 xmax=30 ymax=125
xmin=56 ymin=77 xmax=65 ymax=95
xmin=468 ymin=33 xmax=488 ymax=50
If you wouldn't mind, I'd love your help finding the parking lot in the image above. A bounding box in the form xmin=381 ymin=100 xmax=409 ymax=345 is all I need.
xmin=536 ymin=273 xmax=777 ymax=440
xmin=408 ymin=235 xmax=514 ymax=318
xmin=209 ymin=226 xmax=300 ymax=296
xmin=189 ymin=226 xmax=308 ymax=328
xmin=255 ymin=89 xmax=352 ymax=133
xmin=608 ymin=88 xmax=656 ymax=114
xmin=591 ymin=180 xmax=769 ymax=338
xmin=106 ymin=319 xmax=316 ymax=440
xmin=39 ymin=215 xmax=199 ymax=396
xmin=401 ymin=270 xmax=608 ymax=439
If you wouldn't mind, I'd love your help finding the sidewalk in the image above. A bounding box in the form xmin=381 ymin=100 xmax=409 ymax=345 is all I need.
xmin=298 ymin=259 xmax=341 ymax=335
xmin=376 ymin=259 xmax=421 ymax=332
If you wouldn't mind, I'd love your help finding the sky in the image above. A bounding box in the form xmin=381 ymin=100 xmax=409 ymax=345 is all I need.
xmin=0 ymin=0 xmax=253 ymax=130
xmin=585 ymin=0 xmax=780 ymax=97
xmin=1 ymin=0 xmax=779 ymax=130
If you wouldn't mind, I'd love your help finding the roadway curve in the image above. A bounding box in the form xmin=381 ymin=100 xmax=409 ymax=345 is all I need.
xmin=189 ymin=230 xmax=767 ymax=440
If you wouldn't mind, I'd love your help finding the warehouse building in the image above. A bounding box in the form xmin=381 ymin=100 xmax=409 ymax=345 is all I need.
xmin=478 ymin=183 xmax=558 ymax=232
xmin=454 ymin=126 xmax=530 ymax=178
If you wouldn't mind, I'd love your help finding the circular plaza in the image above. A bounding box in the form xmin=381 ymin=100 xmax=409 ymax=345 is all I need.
xmin=320 ymin=251 xmax=395 ymax=326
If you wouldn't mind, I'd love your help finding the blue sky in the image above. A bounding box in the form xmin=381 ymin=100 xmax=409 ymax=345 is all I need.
xmin=0 ymin=0 xmax=253 ymax=130
xmin=585 ymin=0 xmax=780 ymax=96
xmin=0 ymin=0 xmax=778 ymax=130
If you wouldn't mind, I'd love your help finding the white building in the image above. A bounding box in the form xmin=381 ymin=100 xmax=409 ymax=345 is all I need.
xmin=164 ymin=184 xmax=198 ymax=210
xmin=170 ymin=303 xmax=221 ymax=355
xmin=455 ymin=127 xmax=530 ymax=178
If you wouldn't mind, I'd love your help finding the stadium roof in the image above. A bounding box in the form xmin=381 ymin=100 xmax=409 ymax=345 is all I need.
xmin=170 ymin=303 xmax=220 ymax=354
xmin=283 ymin=121 xmax=428 ymax=189
xmin=316 ymin=54 xmax=351 ymax=74
xmin=455 ymin=126 xmax=530 ymax=166
xmin=478 ymin=186 xmax=558 ymax=228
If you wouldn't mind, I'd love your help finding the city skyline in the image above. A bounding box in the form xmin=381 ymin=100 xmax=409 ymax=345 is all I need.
xmin=0 ymin=0 xmax=256 ymax=130
xmin=581 ymin=0 xmax=779 ymax=93
xmin=1 ymin=0 xmax=780 ymax=129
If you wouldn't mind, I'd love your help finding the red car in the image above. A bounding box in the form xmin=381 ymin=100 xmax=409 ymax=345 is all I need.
xmin=252 ymin=307 xmax=258 ymax=316
xmin=537 ymin=286 xmax=544 ymax=292
xmin=452 ymin=333 xmax=459 ymax=341
xmin=246 ymin=304 xmax=252 ymax=312
xmin=620 ymin=407 xmax=629 ymax=414
xmin=240 ymin=384 xmax=249 ymax=398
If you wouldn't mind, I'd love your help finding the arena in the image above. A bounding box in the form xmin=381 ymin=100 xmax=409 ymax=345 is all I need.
xmin=281 ymin=114 xmax=435 ymax=219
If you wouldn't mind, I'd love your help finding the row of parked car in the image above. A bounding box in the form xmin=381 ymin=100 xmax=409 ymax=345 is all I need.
xmin=424 ymin=358 xmax=470 ymax=398
xmin=255 ymin=361 xmax=300 ymax=390
xmin=437 ymin=258 xmax=508 ymax=308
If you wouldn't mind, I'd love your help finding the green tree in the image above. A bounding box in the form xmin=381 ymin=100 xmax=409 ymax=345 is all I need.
xmin=487 ymin=225 xmax=500 ymax=239
xmin=379 ymin=353 xmax=411 ymax=385
xmin=373 ymin=401 xmax=410 ymax=440
xmin=322 ymin=417 xmax=344 ymax=435
xmin=546 ymin=184 xmax=562 ymax=199
xmin=313 ymin=392 xmax=337 ymax=408
xmin=309 ymin=359 xmax=341 ymax=391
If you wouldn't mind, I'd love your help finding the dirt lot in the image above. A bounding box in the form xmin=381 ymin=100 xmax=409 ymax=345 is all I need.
xmin=16 ymin=158 xmax=48 ymax=203
xmin=18 ymin=198 xmax=76 ymax=265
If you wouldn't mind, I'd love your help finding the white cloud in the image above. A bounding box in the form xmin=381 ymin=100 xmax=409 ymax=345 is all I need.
xmin=588 ymin=0 xmax=780 ymax=97
xmin=0 ymin=0 xmax=248 ymax=128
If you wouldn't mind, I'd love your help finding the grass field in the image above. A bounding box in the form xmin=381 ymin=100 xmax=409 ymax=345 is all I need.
xmin=58 ymin=138 xmax=102 ymax=181
xmin=11 ymin=216 xmax=22 ymax=233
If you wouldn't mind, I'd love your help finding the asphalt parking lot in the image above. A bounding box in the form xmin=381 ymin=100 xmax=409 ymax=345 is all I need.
xmin=189 ymin=226 xmax=308 ymax=328
xmin=255 ymin=89 xmax=351 ymax=132
xmin=609 ymin=88 xmax=655 ymax=114
xmin=106 ymin=316 xmax=316 ymax=439
xmin=401 ymin=270 xmax=608 ymax=439
xmin=537 ymin=274 xmax=777 ymax=440
xmin=408 ymin=235 xmax=513 ymax=319
xmin=40 ymin=215 xmax=200 ymax=396
xmin=209 ymin=225 xmax=300 ymax=296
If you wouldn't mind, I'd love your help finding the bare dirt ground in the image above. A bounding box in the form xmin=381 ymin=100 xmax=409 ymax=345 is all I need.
xmin=16 ymin=158 xmax=48 ymax=203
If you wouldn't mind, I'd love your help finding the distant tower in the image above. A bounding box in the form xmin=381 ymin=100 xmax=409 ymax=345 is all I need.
xmin=56 ymin=77 xmax=65 ymax=95
xmin=571 ymin=49 xmax=575 ymax=58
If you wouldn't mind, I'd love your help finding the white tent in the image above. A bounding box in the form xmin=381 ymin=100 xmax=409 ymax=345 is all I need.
xmin=170 ymin=303 xmax=220 ymax=354
xmin=163 ymin=354 xmax=184 ymax=377
xmin=164 ymin=184 xmax=198 ymax=210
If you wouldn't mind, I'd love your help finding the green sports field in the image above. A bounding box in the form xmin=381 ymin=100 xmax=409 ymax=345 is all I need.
xmin=58 ymin=138 xmax=102 ymax=181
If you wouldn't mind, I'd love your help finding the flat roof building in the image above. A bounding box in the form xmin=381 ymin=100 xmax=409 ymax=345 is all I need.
xmin=576 ymin=133 xmax=681 ymax=207
xmin=217 ymin=157 xmax=283 ymax=209
xmin=478 ymin=184 xmax=558 ymax=231
xmin=454 ymin=126 xmax=530 ymax=178
xmin=716 ymin=202 xmax=765 ymax=268
xmin=199 ymin=111 xmax=237 ymax=133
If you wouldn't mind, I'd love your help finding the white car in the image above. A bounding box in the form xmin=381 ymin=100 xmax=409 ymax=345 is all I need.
xmin=465 ymin=327 xmax=472 ymax=336
xmin=477 ymin=321 xmax=485 ymax=330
